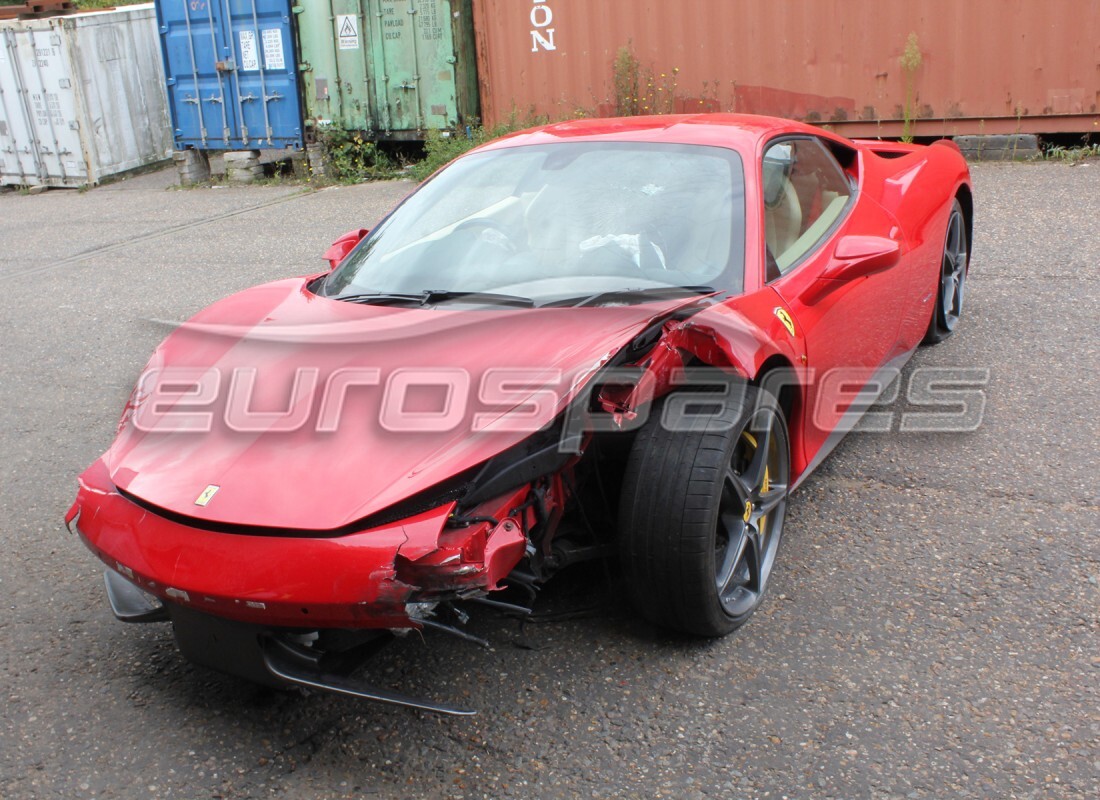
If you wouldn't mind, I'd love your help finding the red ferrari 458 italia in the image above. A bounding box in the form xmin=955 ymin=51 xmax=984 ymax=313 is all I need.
xmin=68 ymin=114 xmax=972 ymax=714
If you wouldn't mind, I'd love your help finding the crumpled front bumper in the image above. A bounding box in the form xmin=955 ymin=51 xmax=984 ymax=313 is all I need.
xmin=68 ymin=458 xmax=528 ymax=629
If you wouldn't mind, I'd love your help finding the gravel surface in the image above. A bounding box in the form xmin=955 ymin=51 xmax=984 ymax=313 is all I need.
xmin=0 ymin=162 xmax=1097 ymax=799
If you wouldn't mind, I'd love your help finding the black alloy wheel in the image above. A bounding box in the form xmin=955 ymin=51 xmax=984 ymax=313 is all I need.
xmin=924 ymin=198 xmax=969 ymax=344
xmin=619 ymin=383 xmax=790 ymax=637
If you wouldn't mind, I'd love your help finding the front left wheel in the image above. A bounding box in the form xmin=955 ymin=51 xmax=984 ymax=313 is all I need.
xmin=618 ymin=383 xmax=790 ymax=637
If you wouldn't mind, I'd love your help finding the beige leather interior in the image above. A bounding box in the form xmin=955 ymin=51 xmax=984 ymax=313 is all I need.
xmin=775 ymin=194 xmax=849 ymax=272
xmin=765 ymin=178 xmax=802 ymax=260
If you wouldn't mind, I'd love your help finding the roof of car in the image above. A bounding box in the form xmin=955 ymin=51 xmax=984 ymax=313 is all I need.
xmin=476 ymin=113 xmax=836 ymax=155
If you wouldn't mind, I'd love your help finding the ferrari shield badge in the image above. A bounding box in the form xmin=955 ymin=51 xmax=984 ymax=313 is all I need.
xmin=773 ymin=307 xmax=796 ymax=337
xmin=194 ymin=485 xmax=220 ymax=507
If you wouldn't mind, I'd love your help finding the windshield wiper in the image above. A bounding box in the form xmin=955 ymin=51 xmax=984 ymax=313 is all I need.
xmin=336 ymin=289 xmax=535 ymax=308
xmin=545 ymin=285 xmax=720 ymax=308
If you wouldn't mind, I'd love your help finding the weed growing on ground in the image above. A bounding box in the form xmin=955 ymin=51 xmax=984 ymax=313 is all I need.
xmin=315 ymin=125 xmax=398 ymax=183
xmin=899 ymin=33 xmax=922 ymax=143
xmin=1043 ymin=143 xmax=1100 ymax=164
xmin=612 ymin=44 xmax=679 ymax=116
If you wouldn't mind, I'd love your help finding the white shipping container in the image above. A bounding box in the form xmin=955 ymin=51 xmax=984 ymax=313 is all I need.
xmin=0 ymin=4 xmax=171 ymax=188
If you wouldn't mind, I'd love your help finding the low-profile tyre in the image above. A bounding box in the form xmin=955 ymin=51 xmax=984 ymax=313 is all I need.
xmin=618 ymin=383 xmax=790 ymax=637
xmin=923 ymin=198 xmax=969 ymax=344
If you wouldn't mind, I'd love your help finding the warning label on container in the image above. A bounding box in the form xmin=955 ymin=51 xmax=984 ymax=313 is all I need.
xmin=239 ymin=29 xmax=259 ymax=71
xmin=337 ymin=14 xmax=359 ymax=50
xmin=262 ymin=28 xmax=284 ymax=70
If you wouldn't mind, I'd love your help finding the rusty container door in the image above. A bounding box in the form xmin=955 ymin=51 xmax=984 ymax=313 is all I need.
xmin=472 ymin=0 xmax=1100 ymax=136
xmin=364 ymin=0 xmax=478 ymax=137
xmin=293 ymin=0 xmax=377 ymax=135
xmin=294 ymin=0 xmax=479 ymax=140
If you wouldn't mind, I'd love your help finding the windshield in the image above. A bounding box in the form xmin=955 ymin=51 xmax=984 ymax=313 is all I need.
xmin=320 ymin=142 xmax=746 ymax=306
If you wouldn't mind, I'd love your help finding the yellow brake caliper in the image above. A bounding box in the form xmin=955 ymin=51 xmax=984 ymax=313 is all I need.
xmin=739 ymin=431 xmax=770 ymax=531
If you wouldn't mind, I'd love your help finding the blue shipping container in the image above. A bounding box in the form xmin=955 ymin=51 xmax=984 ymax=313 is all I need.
xmin=157 ymin=0 xmax=302 ymax=149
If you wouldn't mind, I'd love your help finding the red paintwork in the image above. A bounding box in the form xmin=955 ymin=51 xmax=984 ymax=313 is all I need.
xmin=70 ymin=114 xmax=971 ymax=630
xmin=105 ymin=285 xmax=701 ymax=531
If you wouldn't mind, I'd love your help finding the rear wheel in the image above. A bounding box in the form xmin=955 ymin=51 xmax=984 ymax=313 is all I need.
xmin=619 ymin=384 xmax=790 ymax=637
xmin=923 ymin=199 xmax=969 ymax=344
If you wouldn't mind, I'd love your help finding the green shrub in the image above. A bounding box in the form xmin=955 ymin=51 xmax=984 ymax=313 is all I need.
xmin=409 ymin=128 xmax=489 ymax=182
xmin=316 ymin=125 xmax=395 ymax=183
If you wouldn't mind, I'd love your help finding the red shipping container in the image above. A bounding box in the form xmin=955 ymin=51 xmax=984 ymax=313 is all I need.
xmin=472 ymin=0 xmax=1100 ymax=137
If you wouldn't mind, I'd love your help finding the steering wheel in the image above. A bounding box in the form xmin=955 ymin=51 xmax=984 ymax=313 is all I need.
xmin=451 ymin=218 xmax=519 ymax=255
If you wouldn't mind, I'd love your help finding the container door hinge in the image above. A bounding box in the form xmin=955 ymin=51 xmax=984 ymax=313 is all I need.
xmin=264 ymin=92 xmax=284 ymax=103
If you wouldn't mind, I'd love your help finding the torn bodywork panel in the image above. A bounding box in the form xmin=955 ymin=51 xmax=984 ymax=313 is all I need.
xmin=596 ymin=306 xmax=799 ymax=424
xmin=72 ymin=458 xmax=541 ymax=630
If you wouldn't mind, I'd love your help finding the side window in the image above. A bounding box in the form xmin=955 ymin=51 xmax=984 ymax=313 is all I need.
xmin=763 ymin=138 xmax=852 ymax=278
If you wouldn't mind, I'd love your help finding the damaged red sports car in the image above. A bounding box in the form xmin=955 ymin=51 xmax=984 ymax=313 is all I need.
xmin=67 ymin=114 xmax=972 ymax=714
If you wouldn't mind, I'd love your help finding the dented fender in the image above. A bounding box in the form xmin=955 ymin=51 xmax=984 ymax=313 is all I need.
xmin=598 ymin=296 xmax=806 ymax=420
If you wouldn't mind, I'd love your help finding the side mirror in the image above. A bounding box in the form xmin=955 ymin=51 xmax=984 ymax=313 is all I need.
xmin=322 ymin=228 xmax=369 ymax=270
xmin=826 ymin=235 xmax=900 ymax=281
xmin=800 ymin=235 xmax=901 ymax=304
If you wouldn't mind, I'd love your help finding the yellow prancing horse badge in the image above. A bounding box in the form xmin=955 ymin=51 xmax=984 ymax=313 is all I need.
xmin=194 ymin=485 xmax=220 ymax=507
xmin=773 ymin=307 xmax=796 ymax=337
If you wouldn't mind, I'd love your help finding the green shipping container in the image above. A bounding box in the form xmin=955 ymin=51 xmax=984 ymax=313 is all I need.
xmin=293 ymin=0 xmax=478 ymax=139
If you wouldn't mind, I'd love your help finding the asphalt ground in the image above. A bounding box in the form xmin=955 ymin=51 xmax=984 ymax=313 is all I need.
xmin=0 ymin=161 xmax=1097 ymax=799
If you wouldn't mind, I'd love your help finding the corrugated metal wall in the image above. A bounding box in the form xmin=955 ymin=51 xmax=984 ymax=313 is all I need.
xmin=295 ymin=0 xmax=479 ymax=140
xmin=157 ymin=0 xmax=303 ymax=150
xmin=472 ymin=0 xmax=1100 ymax=136
xmin=0 ymin=5 xmax=171 ymax=187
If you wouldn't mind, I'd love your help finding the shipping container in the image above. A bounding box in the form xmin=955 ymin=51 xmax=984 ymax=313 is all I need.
xmin=0 ymin=5 xmax=172 ymax=188
xmin=471 ymin=0 xmax=1100 ymax=137
xmin=293 ymin=0 xmax=478 ymax=140
xmin=156 ymin=0 xmax=303 ymax=150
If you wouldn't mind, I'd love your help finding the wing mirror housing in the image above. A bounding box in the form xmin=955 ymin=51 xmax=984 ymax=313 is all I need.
xmin=802 ymin=235 xmax=901 ymax=304
xmin=827 ymin=235 xmax=901 ymax=280
xmin=323 ymin=228 xmax=369 ymax=270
